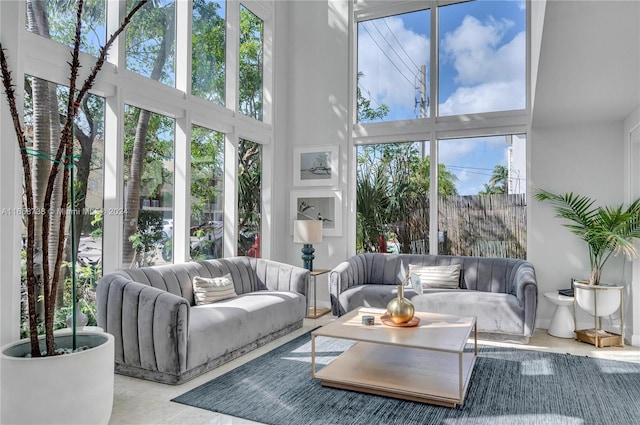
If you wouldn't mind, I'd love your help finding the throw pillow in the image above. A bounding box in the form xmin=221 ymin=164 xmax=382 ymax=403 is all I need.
xmin=192 ymin=274 xmax=238 ymax=305
xmin=409 ymin=264 xmax=461 ymax=289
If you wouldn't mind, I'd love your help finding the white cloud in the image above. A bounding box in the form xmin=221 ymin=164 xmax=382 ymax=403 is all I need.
xmin=442 ymin=15 xmax=517 ymax=85
xmin=439 ymin=80 xmax=525 ymax=116
xmin=439 ymin=16 xmax=525 ymax=116
xmin=357 ymin=17 xmax=429 ymax=112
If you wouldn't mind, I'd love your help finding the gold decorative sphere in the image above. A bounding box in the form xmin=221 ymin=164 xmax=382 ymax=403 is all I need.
xmin=386 ymin=283 xmax=415 ymax=324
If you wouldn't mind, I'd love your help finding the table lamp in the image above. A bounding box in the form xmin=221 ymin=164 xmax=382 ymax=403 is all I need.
xmin=293 ymin=219 xmax=323 ymax=271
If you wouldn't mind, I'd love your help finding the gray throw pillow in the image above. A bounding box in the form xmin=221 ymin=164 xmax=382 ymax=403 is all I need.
xmin=409 ymin=264 xmax=461 ymax=289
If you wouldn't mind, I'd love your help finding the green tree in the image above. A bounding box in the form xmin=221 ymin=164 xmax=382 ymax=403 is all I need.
xmin=356 ymin=143 xmax=458 ymax=253
xmin=192 ymin=0 xmax=225 ymax=104
xmin=480 ymin=164 xmax=508 ymax=195
xmin=357 ymin=72 xmax=389 ymax=123
xmin=238 ymin=6 xmax=263 ymax=120
xmin=122 ymin=0 xmax=175 ymax=266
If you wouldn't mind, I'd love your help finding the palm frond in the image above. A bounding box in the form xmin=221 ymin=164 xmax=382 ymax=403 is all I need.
xmin=535 ymin=189 xmax=640 ymax=284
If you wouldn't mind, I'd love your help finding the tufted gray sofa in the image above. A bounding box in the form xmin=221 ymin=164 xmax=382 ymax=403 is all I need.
xmin=97 ymin=257 xmax=308 ymax=384
xmin=330 ymin=253 xmax=537 ymax=343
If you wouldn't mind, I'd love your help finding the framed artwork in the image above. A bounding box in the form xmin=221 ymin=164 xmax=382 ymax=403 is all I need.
xmin=292 ymin=145 xmax=339 ymax=187
xmin=290 ymin=189 xmax=342 ymax=237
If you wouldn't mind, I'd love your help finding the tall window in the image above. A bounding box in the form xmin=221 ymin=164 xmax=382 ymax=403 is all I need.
xmin=238 ymin=139 xmax=261 ymax=257
xmin=354 ymin=0 xmax=527 ymax=258
xmin=122 ymin=105 xmax=175 ymax=267
xmin=356 ymin=141 xmax=434 ymax=254
xmin=126 ymin=0 xmax=176 ymax=88
xmin=439 ymin=0 xmax=525 ymax=115
xmin=190 ymin=126 xmax=224 ymax=260
xmin=357 ymin=9 xmax=430 ymax=123
xmin=25 ymin=0 xmax=106 ymax=55
xmin=192 ymin=0 xmax=226 ymax=105
xmin=238 ymin=5 xmax=263 ymax=121
xmin=438 ymin=135 xmax=527 ymax=258
xmin=21 ymin=75 xmax=105 ymax=336
xmin=4 ymin=0 xmax=274 ymax=336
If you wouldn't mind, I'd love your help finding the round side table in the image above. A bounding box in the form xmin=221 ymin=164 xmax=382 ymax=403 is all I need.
xmin=544 ymin=292 xmax=575 ymax=338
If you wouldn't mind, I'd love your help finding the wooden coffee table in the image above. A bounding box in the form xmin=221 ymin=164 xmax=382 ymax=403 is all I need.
xmin=311 ymin=307 xmax=477 ymax=407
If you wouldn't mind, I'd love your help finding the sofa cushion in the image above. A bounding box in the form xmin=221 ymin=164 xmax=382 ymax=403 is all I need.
xmin=410 ymin=264 xmax=461 ymax=289
xmin=192 ymin=274 xmax=238 ymax=305
xmin=338 ymin=284 xmax=423 ymax=314
xmin=186 ymin=290 xmax=306 ymax=370
xmin=411 ymin=291 xmax=524 ymax=335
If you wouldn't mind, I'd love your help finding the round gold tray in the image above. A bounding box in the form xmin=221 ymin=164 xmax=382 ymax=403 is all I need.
xmin=380 ymin=315 xmax=420 ymax=327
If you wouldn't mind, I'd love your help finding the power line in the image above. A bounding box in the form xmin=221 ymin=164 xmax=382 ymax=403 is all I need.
xmin=382 ymin=17 xmax=421 ymax=71
xmin=370 ymin=20 xmax=418 ymax=78
xmin=361 ymin=23 xmax=415 ymax=88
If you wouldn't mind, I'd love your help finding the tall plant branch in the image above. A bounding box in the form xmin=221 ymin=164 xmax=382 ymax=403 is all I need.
xmin=39 ymin=0 xmax=85 ymax=355
xmin=0 ymin=0 xmax=148 ymax=357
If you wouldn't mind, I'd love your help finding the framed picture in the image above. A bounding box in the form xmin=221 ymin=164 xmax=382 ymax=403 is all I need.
xmin=292 ymin=145 xmax=339 ymax=187
xmin=290 ymin=189 xmax=342 ymax=237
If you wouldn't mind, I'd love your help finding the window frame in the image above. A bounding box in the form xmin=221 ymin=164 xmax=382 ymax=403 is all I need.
xmin=5 ymin=0 xmax=275 ymax=272
xmin=352 ymin=0 xmax=530 ymax=255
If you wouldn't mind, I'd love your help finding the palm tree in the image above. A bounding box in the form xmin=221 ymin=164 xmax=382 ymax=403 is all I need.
xmin=535 ymin=189 xmax=640 ymax=284
xmin=480 ymin=164 xmax=508 ymax=194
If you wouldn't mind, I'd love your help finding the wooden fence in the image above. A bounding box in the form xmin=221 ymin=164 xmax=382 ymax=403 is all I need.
xmin=404 ymin=193 xmax=527 ymax=259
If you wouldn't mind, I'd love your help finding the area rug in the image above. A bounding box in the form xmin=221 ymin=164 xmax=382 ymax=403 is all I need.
xmin=172 ymin=332 xmax=640 ymax=425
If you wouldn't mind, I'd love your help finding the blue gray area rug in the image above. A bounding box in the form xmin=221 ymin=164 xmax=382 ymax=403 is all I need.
xmin=172 ymin=331 xmax=640 ymax=425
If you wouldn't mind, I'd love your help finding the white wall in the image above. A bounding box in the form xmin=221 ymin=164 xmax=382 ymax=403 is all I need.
xmin=528 ymin=121 xmax=627 ymax=331
xmin=625 ymin=106 xmax=640 ymax=345
xmin=0 ymin=0 xmax=24 ymax=346
xmin=273 ymin=0 xmax=351 ymax=308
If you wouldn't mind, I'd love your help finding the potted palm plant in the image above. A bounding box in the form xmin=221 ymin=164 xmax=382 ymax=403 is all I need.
xmin=535 ymin=189 xmax=640 ymax=345
xmin=0 ymin=1 xmax=146 ymax=424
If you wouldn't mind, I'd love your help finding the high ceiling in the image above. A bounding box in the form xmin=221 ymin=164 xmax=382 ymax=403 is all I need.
xmin=532 ymin=0 xmax=639 ymax=127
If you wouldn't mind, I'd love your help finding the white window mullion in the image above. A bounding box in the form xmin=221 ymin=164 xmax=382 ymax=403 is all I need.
xmin=224 ymin=131 xmax=239 ymax=257
xmin=429 ymin=2 xmax=439 ymax=255
xmin=261 ymin=7 xmax=273 ymax=126
xmin=174 ymin=116 xmax=190 ymax=263
xmin=106 ymin=0 xmax=126 ymax=69
xmin=103 ymin=90 xmax=125 ymax=273
xmin=175 ymin=0 xmax=191 ymax=95
xmin=226 ymin=1 xmax=240 ymax=113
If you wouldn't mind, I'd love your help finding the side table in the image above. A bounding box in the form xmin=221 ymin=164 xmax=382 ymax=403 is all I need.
xmin=544 ymin=292 xmax=575 ymax=338
xmin=307 ymin=269 xmax=331 ymax=319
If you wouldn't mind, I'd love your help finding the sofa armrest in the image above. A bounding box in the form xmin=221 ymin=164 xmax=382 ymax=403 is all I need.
xmin=510 ymin=261 xmax=538 ymax=337
xmin=329 ymin=258 xmax=368 ymax=316
xmin=256 ymin=259 xmax=309 ymax=295
xmin=97 ymin=274 xmax=190 ymax=376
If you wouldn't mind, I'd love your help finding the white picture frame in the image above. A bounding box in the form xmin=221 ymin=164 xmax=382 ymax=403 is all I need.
xmin=290 ymin=189 xmax=342 ymax=237
xmin=292 ymin=145 xmax=339 ymax=187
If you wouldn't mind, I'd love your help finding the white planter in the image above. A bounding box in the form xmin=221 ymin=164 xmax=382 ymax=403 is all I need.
xmin=1 ymin=331 xmax=114 ymax=425
xmin=574 ymin=281 xmax=623 ymax=317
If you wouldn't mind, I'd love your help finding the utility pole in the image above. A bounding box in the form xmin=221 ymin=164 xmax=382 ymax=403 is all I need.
xmin=419 ymin=64 xmax=427 ymax=158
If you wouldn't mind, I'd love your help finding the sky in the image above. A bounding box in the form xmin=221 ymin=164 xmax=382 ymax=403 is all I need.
xmin=357 ymin=0 xmax=526 ymax=195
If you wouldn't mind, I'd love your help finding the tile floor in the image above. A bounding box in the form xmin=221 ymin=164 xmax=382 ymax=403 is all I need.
xmin=108 ymin=315 xmax=640 ymax=425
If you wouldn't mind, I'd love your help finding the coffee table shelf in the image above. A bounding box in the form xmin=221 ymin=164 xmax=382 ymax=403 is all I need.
xmin=311 ymin=308 xmax=477 ymax=407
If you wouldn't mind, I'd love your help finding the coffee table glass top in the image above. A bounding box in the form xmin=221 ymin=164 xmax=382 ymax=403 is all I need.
xmin=313 ymin=307 xmax=476 ymax=353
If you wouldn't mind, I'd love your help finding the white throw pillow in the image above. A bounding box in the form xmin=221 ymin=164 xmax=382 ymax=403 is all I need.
xmin=192 ymin=274 xmax=238 ymax=305
xmin=409 ymin=264 xmax=461 ymax=289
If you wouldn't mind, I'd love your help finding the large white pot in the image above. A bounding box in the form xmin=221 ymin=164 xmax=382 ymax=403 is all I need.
xmin=1 ymin=331 xmax=115 ymax=425
xmin=574 ymin=281 xmax=623 ymax=317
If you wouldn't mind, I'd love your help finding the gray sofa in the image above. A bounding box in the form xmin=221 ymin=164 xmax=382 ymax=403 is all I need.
xmin=97 ymin=257 xmax=308 ymax=384
xmin=330 ymin=253 xmax=537 ymax=342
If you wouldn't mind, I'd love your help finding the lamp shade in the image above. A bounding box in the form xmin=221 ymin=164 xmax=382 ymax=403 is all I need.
xmin=293 ymin=220 xmax=323 ymax=244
